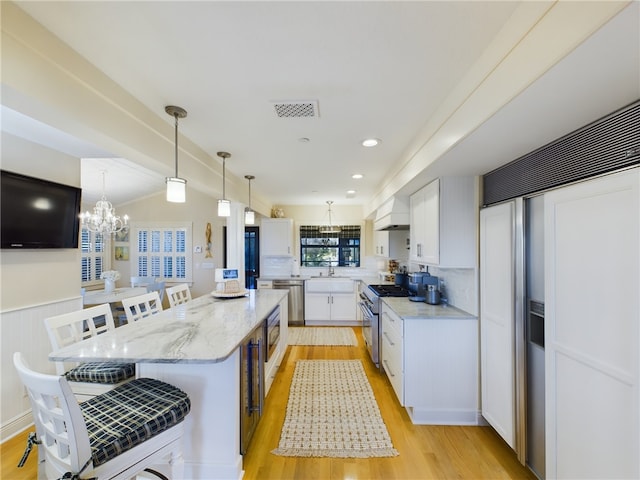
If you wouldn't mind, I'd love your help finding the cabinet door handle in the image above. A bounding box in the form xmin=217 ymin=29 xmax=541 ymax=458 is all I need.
xmin=383 ymin=331 xmax=395 ymax=346
xmin=381 ymin=246 xmax=384 ymax=255
xmin=383 ymin=359 xmax=395 ymax=377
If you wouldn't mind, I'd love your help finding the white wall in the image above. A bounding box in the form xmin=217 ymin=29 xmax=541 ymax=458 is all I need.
xmin=117 ymin=188 xmax=228 ymax=299
xmin=1 ymin=133 xmax=83 ymax=440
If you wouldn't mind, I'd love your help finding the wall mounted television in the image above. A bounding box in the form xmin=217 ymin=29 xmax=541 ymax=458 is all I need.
xmin=1 ymin=170 xmax=82 ymax=249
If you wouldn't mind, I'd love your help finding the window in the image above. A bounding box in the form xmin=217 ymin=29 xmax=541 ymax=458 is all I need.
xmin=81 ymin=228 xmax=108 ymax=284
xmin=300 ymin=225 xmax=360 ymax=267
xmin=131 ymin=222 xmax=192 ymax=282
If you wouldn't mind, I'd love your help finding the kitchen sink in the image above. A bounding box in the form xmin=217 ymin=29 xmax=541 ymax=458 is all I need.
xmin=306 ymin=277 xmax=354 ymax=293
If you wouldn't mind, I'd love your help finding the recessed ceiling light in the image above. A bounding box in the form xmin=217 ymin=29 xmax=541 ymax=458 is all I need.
xmin=352 ymin=173 xmax=364 ymax=179
xmin=362 ymin=138 xmax=380 ymax=147
xmin=346 ymin=190 xmax=356 ymax=198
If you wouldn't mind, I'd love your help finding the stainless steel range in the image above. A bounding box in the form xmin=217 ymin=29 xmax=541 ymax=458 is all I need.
xmin=359 ymin=284 xmax=412 ymax=369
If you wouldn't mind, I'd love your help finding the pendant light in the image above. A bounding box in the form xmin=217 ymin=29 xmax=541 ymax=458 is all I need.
xmin=217 ymin=151 xmax=231 ymax=217
xmin=80 ymin=170 xmax=129 ymax=235
xmin=165 ymin=105 xmax=187 ymax=203
xmin=244 ymin=175 xmax=255 ymax=225
xmin=319 ymin=200 xmax=341 ymax=234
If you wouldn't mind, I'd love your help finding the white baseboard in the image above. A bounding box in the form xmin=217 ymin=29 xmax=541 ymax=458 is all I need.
xmin=1 ymin=411 xmax=33 ymax=443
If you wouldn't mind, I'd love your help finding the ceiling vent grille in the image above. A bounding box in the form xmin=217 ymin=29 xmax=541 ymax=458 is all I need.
xmin=272 ymin=100 xmax=319 ymax=118
xmin=482 ymin=100 xmax=640 ymax=206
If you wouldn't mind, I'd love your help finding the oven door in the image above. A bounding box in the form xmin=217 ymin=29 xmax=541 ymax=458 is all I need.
xmin=359 ymin=297 xmax=379 ymax=367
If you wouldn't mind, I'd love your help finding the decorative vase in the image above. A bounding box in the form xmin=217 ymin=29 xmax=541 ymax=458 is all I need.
xmin=104 ymin=278 xmax=115 ymax=293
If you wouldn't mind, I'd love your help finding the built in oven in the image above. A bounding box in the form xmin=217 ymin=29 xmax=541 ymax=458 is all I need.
xmin=264 ymin=305 xmax=280 ymax=362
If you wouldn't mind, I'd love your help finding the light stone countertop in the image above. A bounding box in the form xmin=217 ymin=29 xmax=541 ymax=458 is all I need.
xmin=49 ymin=289 xmax=288 ymax=364
xmin=381 ymin=296 xmax=475 ymax=320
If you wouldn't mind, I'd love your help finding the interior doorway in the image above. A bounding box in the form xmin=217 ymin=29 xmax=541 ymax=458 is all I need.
xmin=245 ymin=226 xmax=259 ymax=289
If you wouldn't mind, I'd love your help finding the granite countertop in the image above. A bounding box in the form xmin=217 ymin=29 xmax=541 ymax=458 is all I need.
xmin=49 ymin=289 xmax=288 ymax=364
xmin=381 ymin=296 xmax=475 ymax=320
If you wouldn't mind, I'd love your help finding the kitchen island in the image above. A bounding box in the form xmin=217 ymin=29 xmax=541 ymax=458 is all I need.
xmin=49 ymin=289 xmax=288 ymax=480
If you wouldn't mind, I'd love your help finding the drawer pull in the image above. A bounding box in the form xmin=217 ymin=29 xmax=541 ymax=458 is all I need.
xmin=383 ymin=331 xmax=395 ymax=346
xmin=383 ymin=359 xmax=395 ymax=377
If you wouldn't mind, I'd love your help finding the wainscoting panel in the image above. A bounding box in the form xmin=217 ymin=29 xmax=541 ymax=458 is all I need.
xmin=1 ymin=297 xmax=82 ymax=441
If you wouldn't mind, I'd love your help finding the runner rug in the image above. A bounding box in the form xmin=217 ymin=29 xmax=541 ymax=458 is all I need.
xmin=272 ymin=359 xmax=399 ymax=458
xmin=288 ymin=327 xmax=358 ymax=346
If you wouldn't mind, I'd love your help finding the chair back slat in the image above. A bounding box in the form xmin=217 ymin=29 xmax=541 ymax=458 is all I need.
xmin=121 ymin=291 xmax=163 ymax=324
xmin=13 ymin=353 xmax=92 ymax=477
xmin=45 ymin=304 xmax=116 ymax=375
xmin=166 ymin=283 xmax=192 ymax=308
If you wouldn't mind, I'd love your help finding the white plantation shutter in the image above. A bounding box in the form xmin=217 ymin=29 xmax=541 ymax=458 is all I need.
xmin=132 ymin=222 xmax=192 ymax=282
xmin=81 ymin=228 xmax=109 ymax=284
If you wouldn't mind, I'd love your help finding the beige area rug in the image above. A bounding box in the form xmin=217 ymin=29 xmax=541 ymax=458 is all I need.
xmin=272 ymin=360 xmax=399 ymax=458
xmin=288 ymin=327 xmax=358 ymax=346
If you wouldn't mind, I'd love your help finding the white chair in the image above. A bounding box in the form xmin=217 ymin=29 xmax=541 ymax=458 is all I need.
xmin=121 ymin=291 xmax=163 ymax=324
xmin=13 ymin=352 xmax=190 ymax=480
xmin=148 ymin=280 xmax=166 ymax=303
xmin=130 ymin=276 xmax=157 ymax=288
xmin=44 ymin=304 xmax=136 ymax=402
xmin=166 ymin=283 xmax=192 ymax=308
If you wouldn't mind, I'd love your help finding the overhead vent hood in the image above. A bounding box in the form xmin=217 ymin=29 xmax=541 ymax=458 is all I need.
xmin=374 ymin=196 xmax=410 ymax=231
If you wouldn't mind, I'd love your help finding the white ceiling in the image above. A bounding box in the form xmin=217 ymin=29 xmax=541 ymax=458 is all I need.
xmin=3 ymin=1 xmax=639 ymax=210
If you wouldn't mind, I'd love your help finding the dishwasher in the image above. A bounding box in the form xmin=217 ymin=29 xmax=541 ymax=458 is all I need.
xmin=272 ymin=279 xmax=305 ymax=326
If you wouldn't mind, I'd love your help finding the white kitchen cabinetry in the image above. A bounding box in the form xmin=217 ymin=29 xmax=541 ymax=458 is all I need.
xmin=374 ymin=230 xmax=390 ymax=257
xmin=305 ymin=278 xmax=356 ymax=325
xmin=409 ymin=177 xmax=476 ymax=267
xmin=545 ymin=169 xmax=639 ymax=480
xmin=261 ymin=218 xmax=294 ymax=256
xmin=381 ymin=302 xmax=478 ymax=425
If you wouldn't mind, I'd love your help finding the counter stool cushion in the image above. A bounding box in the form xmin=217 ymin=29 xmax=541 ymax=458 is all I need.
xmin=65 ymin=361 xmax=136 ymax=384
xmin=80 ymin=377 xmax=191 ymax=467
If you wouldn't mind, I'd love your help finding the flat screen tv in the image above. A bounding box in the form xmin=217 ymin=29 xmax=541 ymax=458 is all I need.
xmin=1 ymin=170 xmax=82 ymax=249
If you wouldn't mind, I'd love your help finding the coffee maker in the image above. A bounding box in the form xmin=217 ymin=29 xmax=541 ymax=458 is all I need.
xmin=408 ymin=271 xmax=439 ymax=303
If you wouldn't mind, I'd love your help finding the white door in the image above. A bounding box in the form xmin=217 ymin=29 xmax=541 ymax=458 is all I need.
xmin=480 ymin=201 xmax=517 ymax=449
xmin=545 ymin=168 xmax=639 ymax=479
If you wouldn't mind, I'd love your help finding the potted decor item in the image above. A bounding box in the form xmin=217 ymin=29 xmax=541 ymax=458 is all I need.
xmin=101 ymin=270 xmax=120 ymax=293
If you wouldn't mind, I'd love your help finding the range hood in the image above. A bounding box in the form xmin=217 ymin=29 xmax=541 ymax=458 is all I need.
xmin=374 ymin=196 xmax=410 ymax=231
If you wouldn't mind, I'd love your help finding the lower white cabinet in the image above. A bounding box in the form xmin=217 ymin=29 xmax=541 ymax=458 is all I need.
xmin=381 ymin=302 xmax=478 ymax=425
xmin=305 ymin=292 xmax=356 ymax=325
xmin=304 ymin=278 xmax=357 ymax=325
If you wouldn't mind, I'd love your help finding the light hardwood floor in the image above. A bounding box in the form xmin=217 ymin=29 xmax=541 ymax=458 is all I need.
xmin=1 ymin=327 xmax=536 ymax=480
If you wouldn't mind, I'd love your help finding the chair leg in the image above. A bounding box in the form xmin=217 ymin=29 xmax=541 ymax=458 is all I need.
xmin=169 ymin=448 xmax=185 ymax=479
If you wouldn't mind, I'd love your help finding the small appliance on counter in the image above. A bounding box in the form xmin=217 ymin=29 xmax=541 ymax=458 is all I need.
xmin=214 ymin=268 xmax=243 ymax=294
xmin=408 ymin=271 xmax=439 ymax=303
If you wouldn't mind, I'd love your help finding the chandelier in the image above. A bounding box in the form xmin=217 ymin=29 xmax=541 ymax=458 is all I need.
xmin=319 ymin=200 xmax=341 ymax=234
xmin=80 ymin=170 xmax=129 ymax=235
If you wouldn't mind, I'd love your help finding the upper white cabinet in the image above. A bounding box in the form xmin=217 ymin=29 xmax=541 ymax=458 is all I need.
xmin=374 ymin=231 xmax=390 ymax=257
xmin=261 ymin=218 xmax=294 ymax=256
xmin=409 ymin=177 xmax=477 ymax=267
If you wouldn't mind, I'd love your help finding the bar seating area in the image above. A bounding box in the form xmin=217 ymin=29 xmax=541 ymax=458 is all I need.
xmin=13 ymin=352 xmax=191 ymax=479
xmin=44 ymin=304 xmax=136 ymax=403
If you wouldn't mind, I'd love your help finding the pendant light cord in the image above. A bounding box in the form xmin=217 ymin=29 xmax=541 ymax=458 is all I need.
xmin=173 ymin=114 xmax=179 ymax=178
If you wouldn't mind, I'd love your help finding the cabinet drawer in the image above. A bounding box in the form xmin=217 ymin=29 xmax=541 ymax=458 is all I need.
xmin=381 ymin=330 xmax=403 ymax=405
xmin=381 ymin=307 xmax=403 ymax=337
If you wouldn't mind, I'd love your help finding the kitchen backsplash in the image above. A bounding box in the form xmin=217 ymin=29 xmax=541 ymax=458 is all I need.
xmin=429 ymin=266 xmax=478 ymax=316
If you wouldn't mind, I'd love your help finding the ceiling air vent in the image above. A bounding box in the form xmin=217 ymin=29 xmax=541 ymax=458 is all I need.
xmin=272 ymin=100 xmax=319 ymax=118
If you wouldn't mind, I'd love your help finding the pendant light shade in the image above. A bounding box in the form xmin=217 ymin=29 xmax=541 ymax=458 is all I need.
xmin=217 ymin=151 xmax=231 ymax=217
xmin=165 ymin=105 xmax=187 ymax=203
xmin=244 ymin=175 xmax=255 ymax=225
xmin=319 ymin=200 xmax=341 ymax=234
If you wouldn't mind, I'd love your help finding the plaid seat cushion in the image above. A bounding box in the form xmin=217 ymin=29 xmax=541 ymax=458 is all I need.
xmin=80 ymin=377 xmax=191 ymax=466
xmin=65 ymin=362 xmax=136 ymax=384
